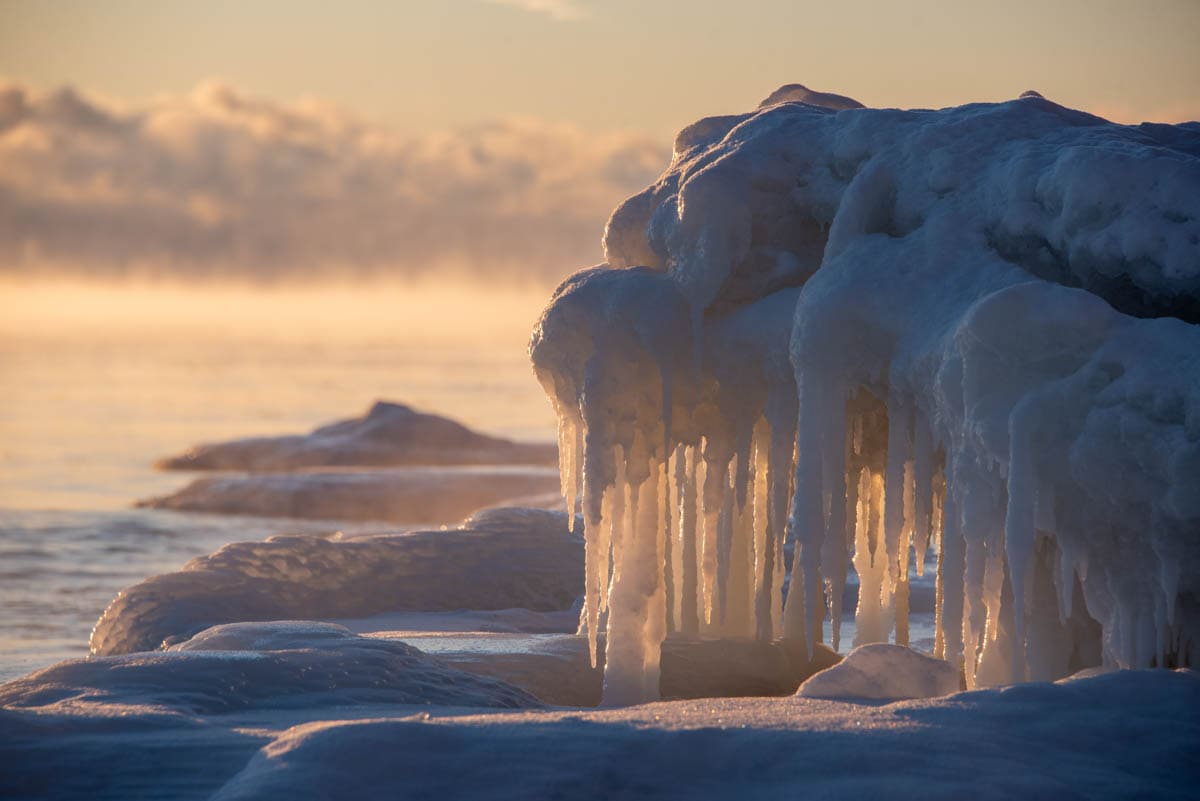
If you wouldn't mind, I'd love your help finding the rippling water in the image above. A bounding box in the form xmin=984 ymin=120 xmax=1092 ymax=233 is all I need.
xmin=0 ymin=282 xmax=556 ymax=680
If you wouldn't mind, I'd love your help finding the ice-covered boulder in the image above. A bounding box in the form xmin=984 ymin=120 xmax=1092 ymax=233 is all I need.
xmin=90 ymin=507 xmax=584 ymax=656
xmin=137 ymin=465 xmax=560 ymax=523
xmin=156 ymin=400 xmax=557 ymax=471
xmin=3 ymin=622 xmax=538 ymax=716
xmin=530 ymin=84 xmax=1200 ymax=703
xmin=797 ymin=643 xmax=960 ymax=700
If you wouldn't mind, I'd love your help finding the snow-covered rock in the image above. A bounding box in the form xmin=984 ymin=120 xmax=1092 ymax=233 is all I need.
xmin=530 ymin=84 xmax=1200 ymax=703
xmin=90 ymin=507 xmax=584 ymax=656
xmin=797 ymin=643 xmax=960 ymax=700
xmin=208 ymin=670 xmax=1200 ymax=801
xmin=137 ymin=465 xmax=561 ymax=523
xmin=156 ymin=400 xmax=557 ymax=471
xmin=3 ymin=622 xmax=538 ymax=717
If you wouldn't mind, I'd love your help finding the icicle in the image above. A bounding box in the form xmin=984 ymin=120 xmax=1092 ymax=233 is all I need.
xmin=937 ymin=483 xmax=964 ymax=671
xmin=726 ymin=479 xmax=755 ymax=637
xmin=699 ymin=444 xmax=726 ymax=627
xmin=752 ymin=419 xmax=774 ymax=640
xmin=662 ymin=445 xmax=675 ymax=634
xmin=585 ymin=480 xmax=613 ymax=668
xmin=1004 ymin=402 xmax=1038 ymax=676
xmin=603 ymin=441 xmax=665 ymax=706
xmin=831 ymin=437 xmax=860 ymax=653
xmin=783 ymin=372 xmax=826 ymax=658
xmin=715 ymin=466 xmax=735 ymax=625
xmin=911 ymin=415 xmax=934 ymax=572
xmin=678 ymin=445 xmax=701 ymax=635
xmin=853 ymin=469 xmax=888 ymax=646
xmin=883 ymin=394 xmax=910 ymax=596
xmin=642 ymin=458 xmax=669 ymax=700
xmin=896 ymin=459 xmax=915 ymax=646
xmin=819 ymin=391 xmax=848 ymax=650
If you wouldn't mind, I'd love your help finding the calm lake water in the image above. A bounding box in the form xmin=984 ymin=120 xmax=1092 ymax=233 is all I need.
xmin=0 ymin=281 xmax=557 ymax=680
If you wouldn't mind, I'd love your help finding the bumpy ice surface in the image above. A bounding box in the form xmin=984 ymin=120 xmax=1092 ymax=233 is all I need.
xmin=90 ymin=507 xmax=583 ymax=656
xmin=530 ymin=85 xmax=1200 ymax=703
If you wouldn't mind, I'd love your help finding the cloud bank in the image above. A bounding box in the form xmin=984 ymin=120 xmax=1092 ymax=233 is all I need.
xmin=0 ymin=80 xmax=668 ymax=283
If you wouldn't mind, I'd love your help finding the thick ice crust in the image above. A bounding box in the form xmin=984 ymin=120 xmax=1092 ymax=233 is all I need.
xmin=531 ymin=85 xmax=1200 ymax=702
xmin=3 ymin=622 xmax=538 ymax=717
xmin=137 ymin=465 xmax=561 ymax=523
xmin=89 ymin=507 xmax=583 ymax=656
xmin=212 ymin=670 xmax=1200 ymax=801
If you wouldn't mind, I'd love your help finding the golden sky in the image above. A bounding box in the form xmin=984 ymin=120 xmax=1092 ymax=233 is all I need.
xmin=1 ymin=0 xmax=1198 ymax=285
xmin=3 ymin=0 xmax=1198 ymax=137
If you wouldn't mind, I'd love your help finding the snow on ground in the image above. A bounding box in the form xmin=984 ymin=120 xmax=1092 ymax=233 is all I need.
xmin=137 ymin=465 xmax=561 ymax=523
xmin=156 ymin=400 xmax=557 ymax=471
xmin=90 ymin=507 xmax=583 ymax=656
xmin=798 ymin=643 xmax=961 ymax=700
xmin=211 ymin=670 xmax=1200 ymax=801
xmin=531 ymin=85 xmax=1200 ymax=702
xmin=5 ymin=668 xmax=1193 ymax=800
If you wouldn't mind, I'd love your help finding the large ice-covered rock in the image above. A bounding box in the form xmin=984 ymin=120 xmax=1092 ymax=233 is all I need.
xmin=90 ymin=507 xmax=583 ymax=656
xmin=3 ymin=622 xmax=538 ymax=716
xmin=530 ymin=84 xmax=1200 ymax=703
xmin=156 ymin=400 xmax=557 ymax=471
xmin=797 ymin=643 xmax=960 ymax=700
xmin=137 ymin=465 xmax=560 ymax=523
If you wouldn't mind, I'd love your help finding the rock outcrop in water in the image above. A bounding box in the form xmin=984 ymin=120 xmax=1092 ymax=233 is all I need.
xmin=156 ymin=400 xmax=557 ymax=471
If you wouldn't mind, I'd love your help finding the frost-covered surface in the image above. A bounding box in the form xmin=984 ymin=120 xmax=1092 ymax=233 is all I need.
xmin=5 ymin=652 xmax=1194 ymax=800
xmin=3 ymin=622 xmax=537 ymax=717
xmin=137 ymin=465 xmax=560 ymax=523
xmin=217 ymin=671 xmax=1197 ymax=800
xmin=156 ymin=400 xmax=557 ymax=471
xmin=531 ymin=86 xmax=1200 ymax=703
xmin=90 ymin=507 xmax=583 ymax=656
xmin=798 ymin=643 xmax=960 ymax=700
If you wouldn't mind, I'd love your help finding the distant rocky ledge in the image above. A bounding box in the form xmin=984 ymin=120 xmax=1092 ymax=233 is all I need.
xmin=156 ymin=400 xmax=557 ymax=471
xmin=137 ymin=465 xmax=561 ymax=523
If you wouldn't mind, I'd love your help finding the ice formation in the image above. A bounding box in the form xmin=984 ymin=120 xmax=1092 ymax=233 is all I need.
xmin=90 ymin=507 xmax=583 ymax=656
xmin=5 ymin=622 xmax=538 ymax=716
xmin=156 ymin=400 xmax=556 ymax=471
xmin=138 ymin=465 xmax=560 ymax=523
xmin=797 ymin=643 xmax=960 ymax=700
xmin=531 ymin=86 xmax=1200 ymax=703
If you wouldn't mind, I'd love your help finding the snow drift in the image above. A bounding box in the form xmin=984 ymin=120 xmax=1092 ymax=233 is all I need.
xmin=90 ymin=507 xmax=583 ymax=656
xmin=209 ymin=670 xmax=1200 ymax=801
xmin=797 ymin=643 xmax=960 ymax=700
xmin=137 ymin=465 xmax=560 ymax=523
xmin=156 ymin=400 xmax=556 ymax=471
xmin=530 ymin=86 xmax=1200 ymax=703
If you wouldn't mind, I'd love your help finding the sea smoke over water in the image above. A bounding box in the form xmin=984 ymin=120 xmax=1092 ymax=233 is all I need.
xmin=0 ymin=80 xmax=669 ymax=282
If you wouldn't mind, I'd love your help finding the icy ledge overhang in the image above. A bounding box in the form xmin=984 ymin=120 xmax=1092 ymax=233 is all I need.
xmin=530 ymin=85 xmax=1200 ymax=705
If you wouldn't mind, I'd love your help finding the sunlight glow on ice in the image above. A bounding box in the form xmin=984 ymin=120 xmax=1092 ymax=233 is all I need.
xmin=530 ymin=86 xmax=1200 ymax=704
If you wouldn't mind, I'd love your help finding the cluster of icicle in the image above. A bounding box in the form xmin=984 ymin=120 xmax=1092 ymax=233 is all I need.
xmin=531 ymin=85 xmax=1200 ymax=705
